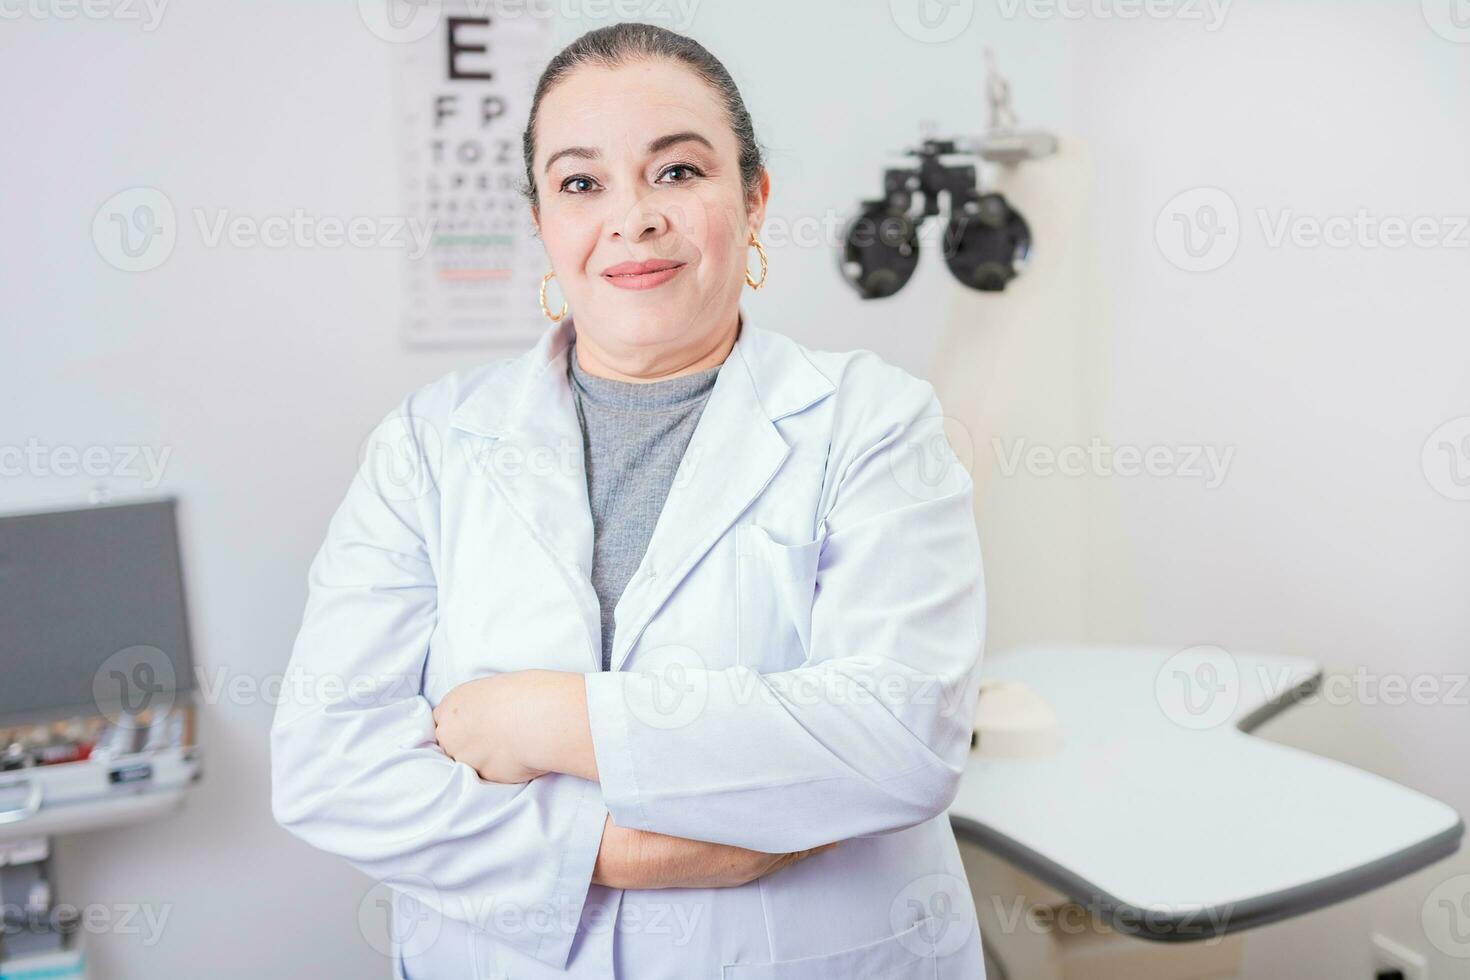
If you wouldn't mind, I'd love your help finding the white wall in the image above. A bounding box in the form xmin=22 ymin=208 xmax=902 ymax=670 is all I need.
xmin=3 ymin=1 xmax=1464 ymax=977
xmin=1065 ymin=3 xmax=1470 ymax=977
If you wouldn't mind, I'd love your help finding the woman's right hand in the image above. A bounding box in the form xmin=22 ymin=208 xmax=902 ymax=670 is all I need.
xmin=591 ymin=814 xmax=839 ymax=890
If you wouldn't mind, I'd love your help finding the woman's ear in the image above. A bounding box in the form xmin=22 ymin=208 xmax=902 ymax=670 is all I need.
xmin=746 ymin=168 xmax=772 ymax=238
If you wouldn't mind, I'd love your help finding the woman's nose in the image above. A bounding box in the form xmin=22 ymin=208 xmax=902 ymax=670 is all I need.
xmin=613 ymin=192 xmax=670 ymax=245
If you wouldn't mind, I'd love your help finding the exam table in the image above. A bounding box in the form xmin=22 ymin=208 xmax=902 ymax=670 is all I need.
xmin=947 ymin=644 xmax=1464 ymax=977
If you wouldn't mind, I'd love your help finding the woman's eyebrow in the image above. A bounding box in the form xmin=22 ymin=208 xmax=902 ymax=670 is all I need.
xmin=543 ymin=131 xmax=714 ymax=174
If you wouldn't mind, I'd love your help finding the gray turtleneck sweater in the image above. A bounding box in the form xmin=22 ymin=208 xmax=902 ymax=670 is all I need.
xmin=567 ymin=339 xmax=722 ymax=670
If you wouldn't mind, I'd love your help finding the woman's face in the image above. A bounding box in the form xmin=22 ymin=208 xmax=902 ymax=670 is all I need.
xmin=532 ymin=58 xmax=766 ymax=360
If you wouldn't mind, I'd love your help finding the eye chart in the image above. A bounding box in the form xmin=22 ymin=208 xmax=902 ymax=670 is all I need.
xmin=393 ymin=8 xmax=553 ymax=348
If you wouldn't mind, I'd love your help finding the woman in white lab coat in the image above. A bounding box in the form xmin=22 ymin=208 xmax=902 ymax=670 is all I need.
xmin=270 ymin=22 xmax=987 ymax=980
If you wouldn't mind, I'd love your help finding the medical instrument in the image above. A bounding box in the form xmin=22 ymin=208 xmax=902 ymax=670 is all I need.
xmin=0 ymin=498 xmax=201 ymax=978
xmin=839 ymin=49 xmax=1055 ymax=298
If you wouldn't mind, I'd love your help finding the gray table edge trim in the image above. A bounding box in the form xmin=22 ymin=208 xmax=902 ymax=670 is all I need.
xmin=1236 ymin=669 xmax=1323 ymax=734
xmin=949 ymin=812 xmax=1463 ymax=942
xmin=948 ymin=668 xmax=1469 ymax=941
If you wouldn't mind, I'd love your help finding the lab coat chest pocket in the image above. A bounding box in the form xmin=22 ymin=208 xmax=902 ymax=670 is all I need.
xmin=734 ymin=523 xmax=823 ymax=670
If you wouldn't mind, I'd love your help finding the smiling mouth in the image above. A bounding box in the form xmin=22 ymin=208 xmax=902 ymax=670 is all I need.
xmin=604 ymin=263 xmax=686 ymax=278
xmin=601 ymin=262 xmax=688 ymax=290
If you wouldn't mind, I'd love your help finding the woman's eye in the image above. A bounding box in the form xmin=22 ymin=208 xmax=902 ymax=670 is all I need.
xmin=659 ymin=163 xmax=704 ymax=184
xmin=560 ymin=164 xmax=703 ymax=195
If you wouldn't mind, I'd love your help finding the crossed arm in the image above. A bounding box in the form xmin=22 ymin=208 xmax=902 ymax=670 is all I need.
xmin=432 ymin=668 xmax=833 ymax=889
xmin=430 ymin=376 xmax=986 ymax=878
xmin=273 ymin=377 xmax=983 ymax=966
xmin=432 ymin=669 xmax=596 ymax=784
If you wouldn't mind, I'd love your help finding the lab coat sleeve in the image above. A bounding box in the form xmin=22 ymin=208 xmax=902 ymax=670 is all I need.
xmin=584 ymin=369 xmax=986 ymax=852
xmin=270 ymin=394 xmax=607 ymax=971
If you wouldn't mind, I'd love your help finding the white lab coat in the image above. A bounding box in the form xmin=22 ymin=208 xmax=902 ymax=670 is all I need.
xmin=270 ymin=308 xmax=988 ymax=979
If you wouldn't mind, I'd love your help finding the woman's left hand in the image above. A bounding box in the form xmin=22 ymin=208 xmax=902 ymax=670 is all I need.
xmin=433 ymin=673 xmax=547 ymax=783
xmin=432 ymin=670 xmax=598 ymax=784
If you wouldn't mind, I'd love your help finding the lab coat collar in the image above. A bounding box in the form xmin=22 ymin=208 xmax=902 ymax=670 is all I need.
xmin=446 ymin=306 xmax=836 ymax=672
xmin=447 ymin=306 xmax=833 ymax=438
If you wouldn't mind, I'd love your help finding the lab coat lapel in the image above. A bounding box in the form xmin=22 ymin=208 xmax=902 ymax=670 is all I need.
xmin=448 ymin=320 xmax=602 ymax=669
xmin=448 ymin=310 xmax=836 ymax=676
xmin=607 ymin=311 xmax=834 ymax=673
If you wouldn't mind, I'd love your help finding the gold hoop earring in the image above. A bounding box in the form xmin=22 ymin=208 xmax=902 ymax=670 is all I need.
xmin=539 ymin=270 xmax=567 ymax=322
xmin=745 ymin=235 xmax=768 ymax=290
